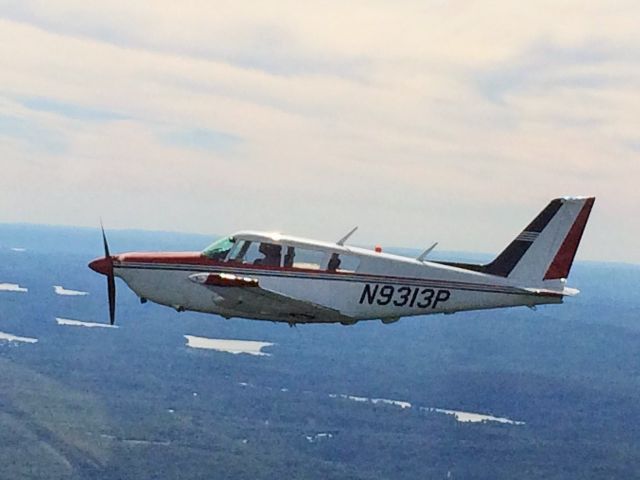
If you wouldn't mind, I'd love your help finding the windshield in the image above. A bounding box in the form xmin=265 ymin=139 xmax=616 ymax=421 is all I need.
xmin=202 ymin=236 xmax=235 ymax=260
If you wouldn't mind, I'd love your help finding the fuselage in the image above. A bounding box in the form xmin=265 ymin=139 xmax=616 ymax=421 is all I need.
xmin=96 ymin=231 xmax=562 ymax=324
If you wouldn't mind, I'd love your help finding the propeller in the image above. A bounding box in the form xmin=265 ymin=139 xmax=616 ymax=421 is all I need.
xmin=88 ymin=223 xmax=117 ymax=325
xmin=102 ymin=224 xmax=116 ymax=325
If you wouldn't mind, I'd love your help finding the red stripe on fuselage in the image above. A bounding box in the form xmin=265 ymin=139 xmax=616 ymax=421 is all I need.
xmin=115 ymin=252 xmax=352 ymax=276
xmin=118 ymin=252 xmax=215 ymax=265
xmin=114 ymin=252 xmax=536 ymax=296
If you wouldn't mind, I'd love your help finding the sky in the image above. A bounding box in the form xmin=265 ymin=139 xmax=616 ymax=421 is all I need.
xmin=0 ymin=0 xmax=638 ymax=262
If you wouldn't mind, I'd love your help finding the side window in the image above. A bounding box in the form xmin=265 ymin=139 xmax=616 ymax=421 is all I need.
xmin=254 ymin=243 xmax=282 ymax=267
xmin=242 ymin=242 xmax=262 ymax=264
xmin=291 ymin=248 xmax=325 ymax=270
xmin=231 ymin=242 xmax=282 ymax=266
xmin=327 ymin=253 xmax=360 ymax=272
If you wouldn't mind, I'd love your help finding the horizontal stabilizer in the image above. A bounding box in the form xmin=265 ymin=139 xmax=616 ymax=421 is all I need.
xmin=521 ymin=287 xmax=580 ymax=297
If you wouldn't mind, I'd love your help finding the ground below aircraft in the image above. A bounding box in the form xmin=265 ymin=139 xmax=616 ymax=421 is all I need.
xmin=89 ymin=196 xmax=594 ymax=326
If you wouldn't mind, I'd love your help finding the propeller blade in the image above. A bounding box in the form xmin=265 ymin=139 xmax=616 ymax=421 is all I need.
xmin=100 ymin=221 xmax=116 ymax=325
xmin=101 ymin=221 xmax=110 ymax=258
xmin=107 ymin=270 xmax=116 ymax=325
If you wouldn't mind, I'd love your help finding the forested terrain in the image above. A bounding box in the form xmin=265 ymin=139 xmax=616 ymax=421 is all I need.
xmin=0 ymin=224 xmax=638 ymax=479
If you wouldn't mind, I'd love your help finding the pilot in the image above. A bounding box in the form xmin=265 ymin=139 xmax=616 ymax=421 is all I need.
xmin=255 ymin=243 xmax=282 ymax=267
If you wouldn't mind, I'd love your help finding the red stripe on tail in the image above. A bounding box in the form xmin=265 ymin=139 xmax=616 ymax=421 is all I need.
xmin=544 ymin=198 xmax=595 ymax=280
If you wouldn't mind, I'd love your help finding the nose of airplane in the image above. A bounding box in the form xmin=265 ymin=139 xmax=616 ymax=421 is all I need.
xmin=88 ymin=256 xmax=112 ymax=276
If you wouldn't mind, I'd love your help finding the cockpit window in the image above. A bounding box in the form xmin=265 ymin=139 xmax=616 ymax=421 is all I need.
xmin=202 ymin=236 xmax=235 ymax=260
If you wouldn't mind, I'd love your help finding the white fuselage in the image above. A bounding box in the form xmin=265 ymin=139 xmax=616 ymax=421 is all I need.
xmin=112 ymin=248 xmax=561 ymax=323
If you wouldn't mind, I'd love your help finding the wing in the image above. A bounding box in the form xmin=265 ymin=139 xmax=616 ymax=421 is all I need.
xmin=189 ymin=273 xmax=356 ymax=324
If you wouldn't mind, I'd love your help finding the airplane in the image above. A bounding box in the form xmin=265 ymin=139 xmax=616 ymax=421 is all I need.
xmin=89 ymin=196 xmax=595 ymax=326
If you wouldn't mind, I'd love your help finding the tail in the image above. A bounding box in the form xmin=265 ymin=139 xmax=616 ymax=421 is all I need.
xmin=441 ymin=197 xmax=595 ymax=287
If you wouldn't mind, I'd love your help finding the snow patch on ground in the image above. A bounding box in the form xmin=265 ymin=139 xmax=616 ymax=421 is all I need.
xmin=53 ymin=285 xmax=89 ymax=296
xmin=371 ymin=398 xmax=412 ymax=409
xmin=100 ymin=434 xmax=170 ymax=446
xmin=0 ymin=331 xmax=38 ymax=344
xmin=306 ymin=432 xmax=334 ymax=443
xmin=0 ymin=283 xmax=28 ymax=292
xmin=424 ymin=407 xmax=525 ymax=425
xmin=184 ymin=335 xmax=273 ymax=356
xmin=56 ymin=318 xmax=117 ymax=329
xmin=331 ymin=392 xmax=524 ymax=425
xmin=331 ymin=394 xmax=411 ymax=409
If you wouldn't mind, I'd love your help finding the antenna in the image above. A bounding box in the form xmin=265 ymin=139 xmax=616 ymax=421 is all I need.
xmin=336 ymin=226 xmax=358 ymax=246
xmin=417 ymin=242 xmax=438 ymax=262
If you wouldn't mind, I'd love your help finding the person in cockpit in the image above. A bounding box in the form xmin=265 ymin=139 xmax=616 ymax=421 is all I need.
xmin=255 ymin=243 xmax=282 ymax=267
xmin=327 ymin=253 xmax=341 ymax=272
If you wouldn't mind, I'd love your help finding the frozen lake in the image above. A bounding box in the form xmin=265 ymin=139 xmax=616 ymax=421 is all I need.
xmin=56 ymin=318 xmax=117 ymax=329
xmin=0 ymin=283 xmax=28 ymax=293
xmin=53 ymin=285 xmax=89 ymax=296
xmin=0 ymin=331 xmax=38 ymax=344
xmin=184 ymin=335 xmax=274 ymax=356
xmin=331 ymin=392 xmax=524 ymax=425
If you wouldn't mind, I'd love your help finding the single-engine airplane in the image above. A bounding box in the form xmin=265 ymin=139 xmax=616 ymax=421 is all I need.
xmin=89 ymin=196 xmax=594 ymax=326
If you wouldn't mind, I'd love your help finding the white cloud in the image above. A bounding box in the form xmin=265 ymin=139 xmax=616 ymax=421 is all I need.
xmin=0 ymin=2 xmax=638 ymax=261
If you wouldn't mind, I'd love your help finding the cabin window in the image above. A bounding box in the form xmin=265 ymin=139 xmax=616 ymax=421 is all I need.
xmin=202 ymin=236 xmax=235 ymax=260
xmin=290 ymin=248 xmax=325 ymax=270
xmin=327 ymin=253 xmax=360 ymax=273
xmin=223 ymin=241 xmax=360 ymax=272
xmin=228 ymin=241 xmax=282 ymax=267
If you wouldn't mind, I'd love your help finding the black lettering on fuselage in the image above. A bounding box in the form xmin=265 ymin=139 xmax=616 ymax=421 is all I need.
xmin=359 ymin=284 xmax=379 ymax=304
xmin=376 ymin=285 xmax=394 ymax=305
xmin=393 ymin=286 xmax=412 ymax=307
xmin=416 ymin=288 xmax=435 ymax=308
xmin=358 ymin=284 xmax=451 ymax=309
xmin=433 ymin=289 xmax=451 ymax=308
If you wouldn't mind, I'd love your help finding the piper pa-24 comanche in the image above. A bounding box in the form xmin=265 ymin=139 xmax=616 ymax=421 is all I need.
xmin=89 ymin=196 xmax=594 ymax=326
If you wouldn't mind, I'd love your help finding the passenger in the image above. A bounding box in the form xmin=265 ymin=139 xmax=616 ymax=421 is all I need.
xmin=283 ymin=246 xmax=295 ymax=267
xmin=264 ymin=244 xmax=282 ymax=267
xmin=327 ymin=253 xmax=341 ymax=271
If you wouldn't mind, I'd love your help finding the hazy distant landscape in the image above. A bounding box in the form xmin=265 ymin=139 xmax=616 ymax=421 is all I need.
xmin=1 ymin=223 xmax=639 ymax=479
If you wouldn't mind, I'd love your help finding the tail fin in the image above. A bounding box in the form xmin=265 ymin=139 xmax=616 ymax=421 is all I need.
xmin=485 ymin=197 xmax=595 ymax=284
xmin=438 ymin=197 xmax=595 ymax=286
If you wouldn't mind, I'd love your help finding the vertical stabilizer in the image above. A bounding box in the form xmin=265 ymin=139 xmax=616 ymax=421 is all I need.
xmin=484 ymin=197 xmax=595 ymax=285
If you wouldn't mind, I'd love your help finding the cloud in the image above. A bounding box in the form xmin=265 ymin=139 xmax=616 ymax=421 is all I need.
xmin=0 ymin=96 xmax=72 ymax=154
xmin=0 ymin=2 xmax=638 ymax=261
xmin=18 ymin=96 xmax=127 ymax=121
xmin=476 ymin=41 xmax=639 ymax=103
xmin=161 ymin=128 xmax=241 ymax=153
